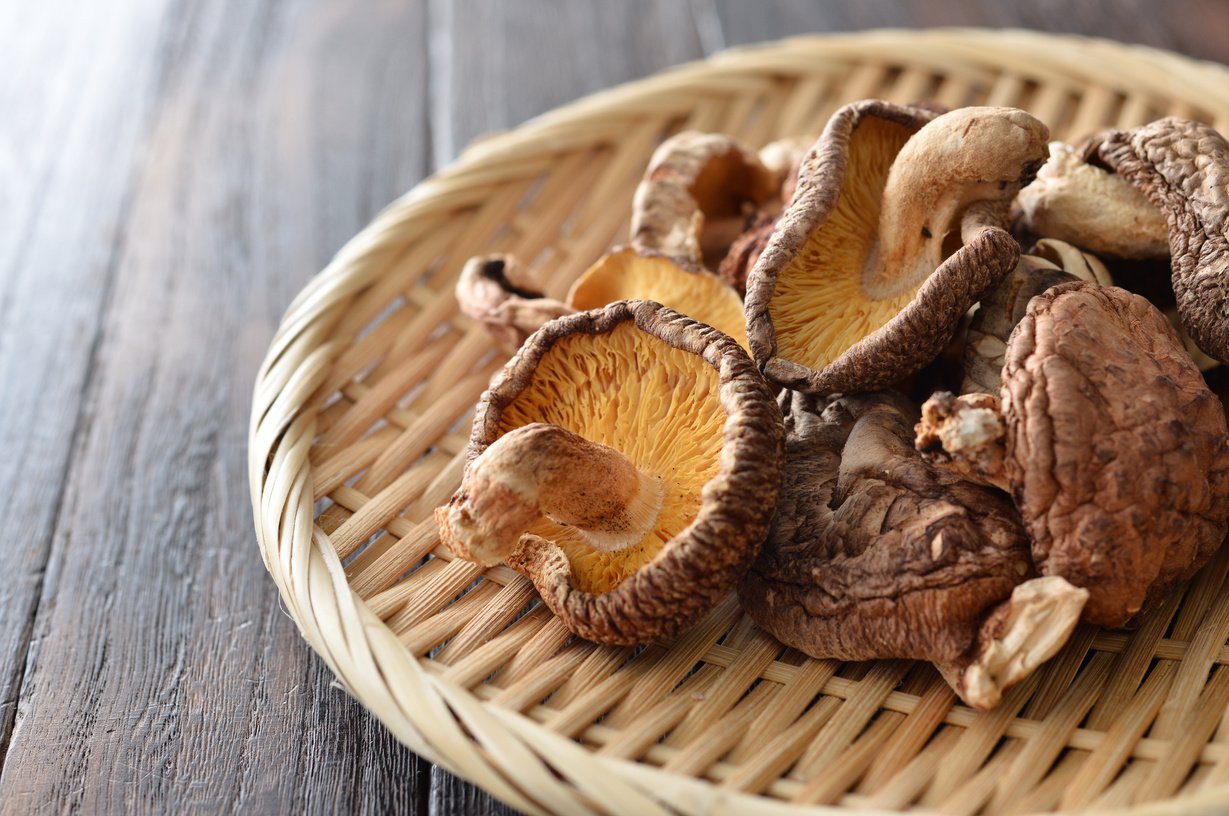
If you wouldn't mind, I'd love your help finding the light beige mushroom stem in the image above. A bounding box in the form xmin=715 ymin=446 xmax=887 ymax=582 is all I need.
xmin=914 ymin=391 xmax=1010 ymax=492
xmin=937 ymin=575 xmax=1089 ymax=710
xmin=438 ymin=423 xmax=664 ymax=566
xmin=864 ymin=107 xmax=1050 ymax=299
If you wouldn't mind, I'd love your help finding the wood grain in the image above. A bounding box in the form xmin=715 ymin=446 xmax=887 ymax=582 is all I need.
xmin=0 ymin=0 xmax=176 ymax=775
xmin=0 ymin=0 xmax=430 ymax=812
xmin=2 ymin=1 xmax=1229 ymax=814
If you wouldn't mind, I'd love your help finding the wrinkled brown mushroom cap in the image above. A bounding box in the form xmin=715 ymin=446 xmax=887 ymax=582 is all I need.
xmin=1002 ymin=283 xmax=1229 ymax=625
xmin=1089 ymin=118 xmax=1229 ymax=364
xmin=745 ymin=101 xmax=1046 ymax=395
xmin=739 ymin=391 xmax=1034 ymax=667
xmin=456 ymin=300 xmax=783 ymax=645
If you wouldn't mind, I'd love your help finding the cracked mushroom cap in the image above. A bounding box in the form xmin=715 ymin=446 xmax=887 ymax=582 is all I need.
xmin=919 ymin=283 xmax=1229 ymax=627
xmin=437 ymin=300 xmax=783 ymax=645
xmin=630 ymin=131 xmax=787 ymax=272
xmin=745 ymin=101 xmax=1049 ymax=395
xmin=739 ymin=391 xmax=1085 ymax=709
xmin=1087 ymin=119 xmax=1229 ymax=364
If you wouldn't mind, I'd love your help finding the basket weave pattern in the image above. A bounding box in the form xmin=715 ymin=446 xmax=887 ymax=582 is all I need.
xmin=250 ymin=29 xmax=1229 ymax=814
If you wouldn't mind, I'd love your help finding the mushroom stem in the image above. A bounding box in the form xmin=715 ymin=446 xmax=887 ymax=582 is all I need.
xmin=914 ymin=392 xmax=1010 ymax=492
xmin=862 ymin=107 xmax=1049 ymax=299
xmin=439 ymin=423 xmax=664 ymax=566
xmin=937 ymin=576 xmax=1088 ymax=710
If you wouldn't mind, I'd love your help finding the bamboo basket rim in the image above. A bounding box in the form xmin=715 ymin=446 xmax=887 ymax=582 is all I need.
xmin=249 ymin=27 xmax=1229 ymax=816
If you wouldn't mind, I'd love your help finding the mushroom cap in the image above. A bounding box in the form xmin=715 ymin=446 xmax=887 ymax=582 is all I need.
xmin=745 ymin=101 xmax=1039 ymax=395
xmin=456 ymin=255 xmax=573 ymax=353
xmin=630 ymin=131 xmax=783 ymax=271
xmin=1014 ymin=140 xmax=1169 ymax=258
xmin=739 ymin=391 xmax=1033 ymax=665
xmin=567 ymin=247 xmax=748 ymax=349
xmin=1002 ymin=282 xmax=1229 ymax=626
xmin=471 ymin=300 xmax=783 ymax=644
xmin=1091 ymin=118 xmax=1229 ymax=364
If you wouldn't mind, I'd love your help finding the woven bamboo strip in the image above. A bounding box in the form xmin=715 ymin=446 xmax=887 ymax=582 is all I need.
xmin=251 ymin=28 xmax=1229 ymax=815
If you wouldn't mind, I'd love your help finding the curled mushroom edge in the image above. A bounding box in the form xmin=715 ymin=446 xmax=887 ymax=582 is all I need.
xmin=437 ymin=300 xmax=783 ymax=646
xmin=745 ymin=101 xmax=1050 ymax=396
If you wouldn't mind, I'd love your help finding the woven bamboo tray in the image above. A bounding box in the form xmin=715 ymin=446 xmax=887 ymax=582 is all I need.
xmin=249 ymin=28 xmax=1229 ymax=815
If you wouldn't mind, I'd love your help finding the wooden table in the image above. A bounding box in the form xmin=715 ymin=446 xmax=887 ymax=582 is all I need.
xmin=3 ymin=2 xmax=1228 ymax=813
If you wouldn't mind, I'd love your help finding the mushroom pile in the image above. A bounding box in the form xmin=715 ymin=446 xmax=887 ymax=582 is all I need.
xmin=438 ymin=101 xmax=1229 ymax=710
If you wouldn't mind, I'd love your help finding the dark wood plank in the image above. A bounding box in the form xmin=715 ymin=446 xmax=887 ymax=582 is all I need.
xmin=0 ymin=0 xmax=432 ymax=812
xmin=0 ymin=0 xmax=178 ymax=770
xmin=709 ymin=0 xmax=1229 ymax=64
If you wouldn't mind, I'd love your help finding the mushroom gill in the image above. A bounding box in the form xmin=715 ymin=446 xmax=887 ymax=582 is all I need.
xmin=495 ymin=319 xmax=728 ymax=593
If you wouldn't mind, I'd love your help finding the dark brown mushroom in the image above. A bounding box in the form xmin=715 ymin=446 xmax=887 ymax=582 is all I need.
xmin=1032 ymin=119 xmax=1229 ymax=365
xmin=437 ymin=300 xmax=783 ymax=645
xmin=745 ymin=101 xmax=1049 ymax=395
xmin=740 ymin=391 xmax=1085 ymax=710
xmin=918 ymin=282 xmax=1229 ymax=627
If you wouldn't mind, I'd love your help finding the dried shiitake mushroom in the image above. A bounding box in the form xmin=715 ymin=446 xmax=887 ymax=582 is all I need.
xmin=962 ymin=239 xmax=1108 ymax=394
xmin=745 ymin=101 xmax=1049 ymax=395
xmin=630 ymin=131 xmax=792 ymax=272
xmin=456 ymin=255 xmax=572 ymax=352
xmin=918 ymin=282 xmax=1229 ymax=627
xmin=1089 ymin=119 xmax=1229 ymax=365
xmin=740 ymin=391 xmax=1086 ymax=710
xmin=457 ymin=247 xmax=746 ymax=352
xmin=568 ymin=247 xmax=746 ymax=347
xmin=1014 ymin=140 xmax=1169 ymax=258
xmin=1019 ymin=121 xmax=1229 ymax=365
xmin=437 ymin=300 xmax=783 ymax=645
